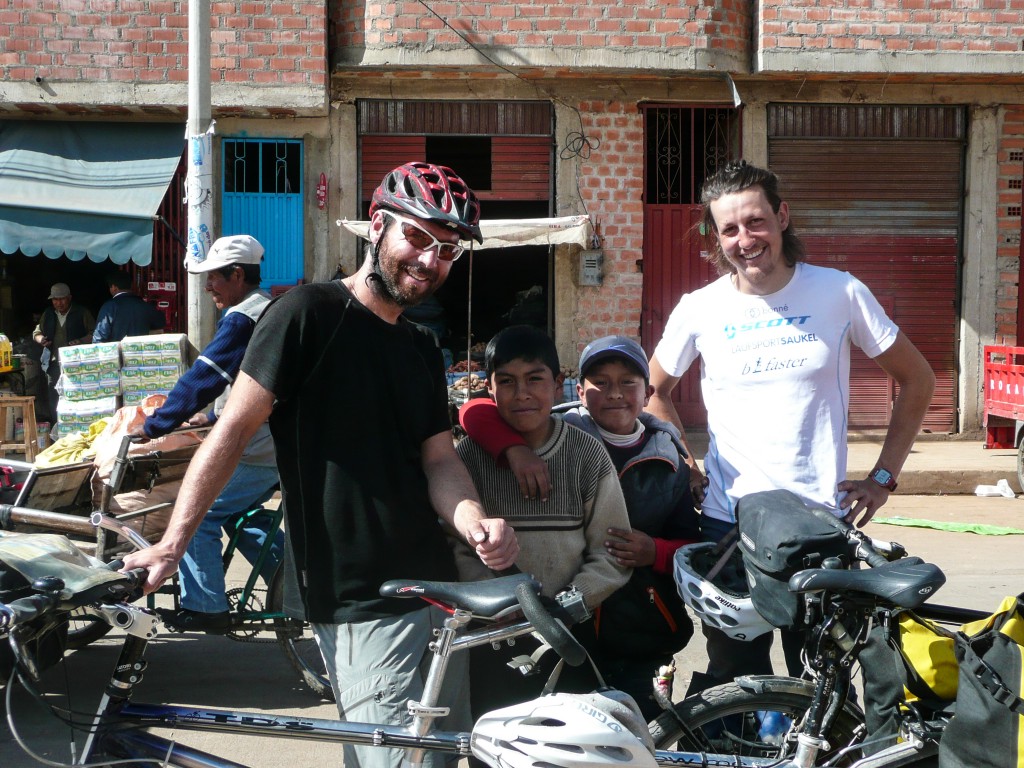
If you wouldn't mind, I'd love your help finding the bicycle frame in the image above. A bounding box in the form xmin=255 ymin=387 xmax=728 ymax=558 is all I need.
xmin=67 ymin=597 xmax=789 ymax=768
xmin=77 ymin=605 xmax=523 ymax=767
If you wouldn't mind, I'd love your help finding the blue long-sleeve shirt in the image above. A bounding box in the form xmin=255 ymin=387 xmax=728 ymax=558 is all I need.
xmin=143 ymin=292 xmax=275 ymax=465
xmin=92 ymin=292 xmax=165 ymax=342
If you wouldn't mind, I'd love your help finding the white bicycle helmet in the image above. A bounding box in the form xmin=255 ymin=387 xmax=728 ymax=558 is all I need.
xmin=674 ymin=541 xmax=774 ymax=641
xmin=471 ymin=691 xmax=657 ymax=768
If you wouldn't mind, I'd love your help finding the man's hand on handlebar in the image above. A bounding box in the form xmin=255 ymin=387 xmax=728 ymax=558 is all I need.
xmin=467 ymin=517 xmax=519 ymax=573
xmin=836 ymin=477 xmax=891 ymax=528
xmin=120 ymin=543 xmax=181 ymax=595
xmin=187 ymin=412 xmax=211 ymax=427
xmin=126 ymin=426 xmax=151 ymax=444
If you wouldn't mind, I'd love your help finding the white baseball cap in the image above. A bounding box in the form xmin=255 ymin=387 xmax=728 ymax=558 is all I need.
xmin=187 ymin=235 xmax=265 ymax=274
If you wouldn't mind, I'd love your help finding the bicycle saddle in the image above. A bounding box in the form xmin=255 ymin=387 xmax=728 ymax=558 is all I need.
xmin=379 ymin=572 xmax=541 ymax=619
xmin=787 ymin=558 xmax=946 ymax=609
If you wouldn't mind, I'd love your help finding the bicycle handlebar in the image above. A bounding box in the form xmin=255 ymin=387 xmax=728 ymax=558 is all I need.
xmin=804 ymin=506 xmax=902 ymax=568
xmin=0 ymin=593 xmax=61 ymax=633
xmin=514 ymin=582 xmax=587 ymax=667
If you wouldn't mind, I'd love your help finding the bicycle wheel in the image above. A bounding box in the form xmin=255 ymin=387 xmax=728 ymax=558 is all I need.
xmin=65 ymin=607 xmax=113 ymax=649
xmin=268 ymin=568 xmax=334 ymax=701
xmin=649 ymin=675 xmax=864 ymax=764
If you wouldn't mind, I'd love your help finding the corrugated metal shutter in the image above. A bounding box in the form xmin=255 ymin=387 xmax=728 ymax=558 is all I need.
xmin=489 ymin=137 xmax=550 ymax=201
xmin=360 ymin=136 xmax=427 ymax=201
xmin=359 ymin=135 xmax=550 ymax=203
xmin=768 ymin=104 xmax=964 ymax=432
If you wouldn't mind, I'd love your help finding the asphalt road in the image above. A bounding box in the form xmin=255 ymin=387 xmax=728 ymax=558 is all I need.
xmin=1 ymin=493 xmax=1022 ymax=767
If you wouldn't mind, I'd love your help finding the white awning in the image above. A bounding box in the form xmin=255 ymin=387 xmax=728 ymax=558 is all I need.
xmin=338 ymin=215 xmax=594 ymax=250
xmin=0 ymin=121 xmax=185 ymax=265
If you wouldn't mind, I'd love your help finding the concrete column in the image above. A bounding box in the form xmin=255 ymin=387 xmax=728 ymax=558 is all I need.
xmin=960 ymin=106 xmax=1001 ymax=433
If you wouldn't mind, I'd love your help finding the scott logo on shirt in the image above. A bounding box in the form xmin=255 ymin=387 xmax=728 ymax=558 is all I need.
xmin=724 ymin=315 xmax=811 ymax=339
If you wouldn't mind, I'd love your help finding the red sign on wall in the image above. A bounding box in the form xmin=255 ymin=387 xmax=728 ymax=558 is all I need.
xmin=316 ymin=173 xmax=328 ymax=210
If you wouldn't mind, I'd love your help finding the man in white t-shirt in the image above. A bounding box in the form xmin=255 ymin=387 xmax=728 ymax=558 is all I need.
xmin=647 ymin=160 xmax=935 ymax=688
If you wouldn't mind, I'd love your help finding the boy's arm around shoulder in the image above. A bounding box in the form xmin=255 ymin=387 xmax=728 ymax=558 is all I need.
xmin=460 ymin=397 xmax=552 ymax=501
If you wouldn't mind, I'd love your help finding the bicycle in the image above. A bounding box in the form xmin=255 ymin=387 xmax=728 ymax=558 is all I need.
xmin=648 ymin=496 xmax=991 ymax=767
xmin=1 ymin=528 xmax=697 ymax=768
xmin=0 ymin=493 xmax=993 ymax=768
xmin=0 ymin=503 xmax=331 ymax=701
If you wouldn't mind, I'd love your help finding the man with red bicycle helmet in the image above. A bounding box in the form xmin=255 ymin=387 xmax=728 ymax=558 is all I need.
xmin=121 ymin=162 xmax=518 ymax=768
xmin=370 ymin=161 xmax=483 ymax=244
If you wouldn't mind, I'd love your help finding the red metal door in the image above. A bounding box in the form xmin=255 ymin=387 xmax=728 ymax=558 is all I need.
xmin=640 ymin=204 xmax=715 ymax=424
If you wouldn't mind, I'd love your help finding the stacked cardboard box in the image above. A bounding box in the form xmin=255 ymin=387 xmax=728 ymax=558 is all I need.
xmin=119 ymin=334 xmax=189 ymax=405
xmin=56 ymin=342 xmax=121 ymax=437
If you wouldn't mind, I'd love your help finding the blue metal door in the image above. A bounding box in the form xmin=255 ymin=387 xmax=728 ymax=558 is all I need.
xmin=221 ymin=138 xmax=303 ymax=289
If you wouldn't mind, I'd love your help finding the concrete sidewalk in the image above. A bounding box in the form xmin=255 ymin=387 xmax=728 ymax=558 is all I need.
xmin=684 ymin=431 xmax=1021 ymax=496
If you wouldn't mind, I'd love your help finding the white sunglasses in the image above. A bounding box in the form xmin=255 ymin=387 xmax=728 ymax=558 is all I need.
xmin=385 ymin=212 xmax=466 ymax=262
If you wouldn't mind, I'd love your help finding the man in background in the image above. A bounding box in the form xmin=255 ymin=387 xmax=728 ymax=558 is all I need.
xmin=130 ymin=235 xmax=282 ymax=633
xmin=92 ymin=271 xmax=165 ymax=342
xmin=31 ymin=282 xmax=95 ymax=423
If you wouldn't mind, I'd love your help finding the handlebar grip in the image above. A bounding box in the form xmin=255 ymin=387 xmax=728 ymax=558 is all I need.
xmin=0 ymin=593 xmax=60 ymax=632
xmin=514 ymin=582 xmax=587 ymax=668
xmin=859 ymin=546 xmax=891 ymax=569
xmin=806 ymin=507 xmax=894 ymax=568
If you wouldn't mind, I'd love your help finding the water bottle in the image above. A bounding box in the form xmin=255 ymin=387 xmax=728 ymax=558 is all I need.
xmin=0 ymin=333 xmax=11 ymax=370
xmin=757 ymin=710 xmax=792 ymax=745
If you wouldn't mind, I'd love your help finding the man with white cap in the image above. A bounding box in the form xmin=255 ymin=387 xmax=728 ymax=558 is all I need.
xmin=130 ymin=234 xmax=283 ymax=633
xmin=31 ymin=282 xmax=96 ymax=423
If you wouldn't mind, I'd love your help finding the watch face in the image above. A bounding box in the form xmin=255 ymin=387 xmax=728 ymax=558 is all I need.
xmin=872 ymin=468 xmax=895 ymax=488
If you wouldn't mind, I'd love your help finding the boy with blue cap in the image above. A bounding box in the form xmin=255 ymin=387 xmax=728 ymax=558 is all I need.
xmin=460 ymin=334 xmax=698 ymax=718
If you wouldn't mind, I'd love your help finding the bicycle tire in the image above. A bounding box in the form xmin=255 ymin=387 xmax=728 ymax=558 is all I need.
xmin=649 ymin=675 xmax=864 ymax=764
xmin=65 ymin=606 xmax=113 ymax=649
xmin=268 ymin=568 xmax=334 ymax=701
xmin=1016 ymin=439 xmax=1024 ymax=499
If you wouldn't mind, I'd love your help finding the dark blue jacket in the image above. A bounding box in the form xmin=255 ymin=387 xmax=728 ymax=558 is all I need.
xmin=564 ymin=407 xmax=699 ymax=659
xmin=92 ymin=292 xmax=164 ymax=342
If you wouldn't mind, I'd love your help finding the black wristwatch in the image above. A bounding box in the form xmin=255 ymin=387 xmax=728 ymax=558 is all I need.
xmin=869 ymin=467 xmax=898 ymax=492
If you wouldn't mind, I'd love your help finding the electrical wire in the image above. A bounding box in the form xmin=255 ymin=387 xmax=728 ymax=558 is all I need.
xmin=413 ymin=0 xmax=600 ymax=224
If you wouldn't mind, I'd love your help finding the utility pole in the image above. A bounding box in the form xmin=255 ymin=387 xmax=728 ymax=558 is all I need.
xmin=184 ymin=0 xmax=215 ymax=347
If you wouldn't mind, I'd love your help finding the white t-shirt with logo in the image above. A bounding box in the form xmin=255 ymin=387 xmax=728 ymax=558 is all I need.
xmin=654 ymin=262 xmax=898 ymax=523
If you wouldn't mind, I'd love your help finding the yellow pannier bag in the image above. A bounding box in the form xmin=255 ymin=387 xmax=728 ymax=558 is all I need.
xmin=897 ymin=612 xmax=959 ymax=706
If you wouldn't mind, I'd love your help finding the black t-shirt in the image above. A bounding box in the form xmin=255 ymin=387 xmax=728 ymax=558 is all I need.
xmin=241 ymin=281 xmax=457 ymax=623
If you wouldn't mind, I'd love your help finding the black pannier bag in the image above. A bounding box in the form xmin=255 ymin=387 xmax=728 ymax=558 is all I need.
xmin=0 ymin=552 xmax=67 ymax=681
xmin=737 ymin=489 xmax=851 ymax=630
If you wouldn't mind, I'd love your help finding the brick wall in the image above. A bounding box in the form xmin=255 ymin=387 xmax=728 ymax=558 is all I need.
xmin=760 ymin=0 xmax=1024 ymax=53
xmin=570 ymin=100 xmax=646 ymax=362
xmin=997 ymin=106 xmax=1024 ymax=344
xmin=331 ymin=0 xmax=750 ymax=58
xmin=0 ymin=0 xmax=326 ymax=88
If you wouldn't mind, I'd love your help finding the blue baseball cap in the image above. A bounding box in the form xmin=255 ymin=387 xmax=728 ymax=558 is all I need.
xmin=579 ymin=336 xmax=650 ymax=380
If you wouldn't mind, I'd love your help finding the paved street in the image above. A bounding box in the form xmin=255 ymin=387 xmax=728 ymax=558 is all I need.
xmin=2 ymin=492 xmax=1022 ymax=767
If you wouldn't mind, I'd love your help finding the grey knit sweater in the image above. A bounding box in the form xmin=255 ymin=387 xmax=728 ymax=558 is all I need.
xmin=454 ymin=418 xmax=631 ymax=609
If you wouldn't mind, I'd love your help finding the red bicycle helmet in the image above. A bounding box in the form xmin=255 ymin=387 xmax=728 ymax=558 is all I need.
xmin=370 ymin=162 xmax=483 ymax=244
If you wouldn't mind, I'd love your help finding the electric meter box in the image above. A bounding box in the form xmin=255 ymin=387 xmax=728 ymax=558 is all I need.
xmin=578 ymin=250 xmax=604 ymax=286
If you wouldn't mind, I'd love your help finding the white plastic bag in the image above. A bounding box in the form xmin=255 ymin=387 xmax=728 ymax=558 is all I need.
xmin=973 ymin=478 xmax=1017 ymax=498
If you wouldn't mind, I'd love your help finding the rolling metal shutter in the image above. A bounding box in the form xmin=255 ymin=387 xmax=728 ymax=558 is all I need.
xmin=358 ymin=100 xmax=552 ymax=204
xmin=768 ymin=104 xmax=965 ymax=432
